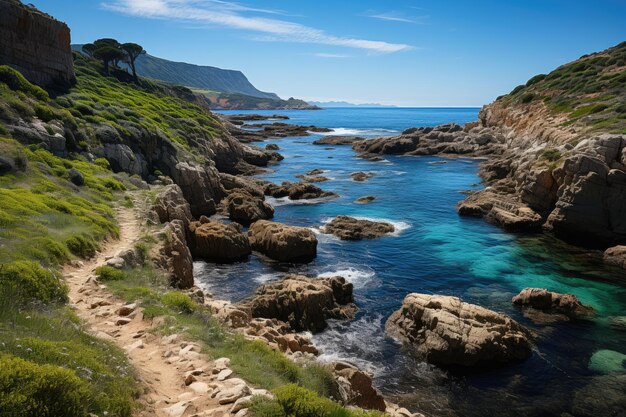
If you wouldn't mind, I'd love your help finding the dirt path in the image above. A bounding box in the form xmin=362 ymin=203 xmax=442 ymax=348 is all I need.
xmin=64 ymin=206 xmax=256 ymax=417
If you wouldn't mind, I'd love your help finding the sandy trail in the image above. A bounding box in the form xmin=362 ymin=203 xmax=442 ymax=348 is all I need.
xmin=63 ymin=206 xmax=247 ymax=417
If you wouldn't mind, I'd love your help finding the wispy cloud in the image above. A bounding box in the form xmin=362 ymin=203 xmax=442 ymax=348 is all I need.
xmin=102 ymin=0 xmax=412 ymax=53
xmin=312 ymin=53 xmax=351 ymax=59
xmin=365 ymin=11 xmax=429 ymax=24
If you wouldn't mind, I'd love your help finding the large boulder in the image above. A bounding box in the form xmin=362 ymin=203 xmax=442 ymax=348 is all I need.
xmin=323 ymin=216 xmax=394 ymax=240
xmin=189 ymin=220 xmax=251 ymax=262
xmin=248 ymin=220 xmax=317 ymax=263
xmin=385 ymin=294 xmax=532 ymax=367
xmin=603 ymin=245 xmax=626 ymax=270
xmin=240 ymin=275 xmax=356 ymax=333
xmin=265 ymin=181 xmax=337 ymax=200
xmin=222 ymin=189 xmax=274 ymax=225
xmin=150 ymin=184 xmax=193 ymax=226
xmin=512 ymin=288 xmax=594 ymax=319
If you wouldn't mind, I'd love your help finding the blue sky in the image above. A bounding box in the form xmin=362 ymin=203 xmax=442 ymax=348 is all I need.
xmin=31 ymin=0 xmax=626 ymax=106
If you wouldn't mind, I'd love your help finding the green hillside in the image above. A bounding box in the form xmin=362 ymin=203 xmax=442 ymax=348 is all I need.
xmin=497 ymin=41 xmax=626 ymax=134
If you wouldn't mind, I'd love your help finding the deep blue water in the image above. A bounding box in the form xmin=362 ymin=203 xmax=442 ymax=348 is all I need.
xmin=200 ymin=108 xmax=626 ymax=417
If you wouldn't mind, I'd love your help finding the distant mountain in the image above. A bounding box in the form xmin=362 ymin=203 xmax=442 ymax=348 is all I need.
xmin=309 ymin=101 xmax=394 ymax=108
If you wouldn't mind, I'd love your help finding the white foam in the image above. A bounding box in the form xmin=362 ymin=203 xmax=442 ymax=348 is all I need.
xmin=320 ymin=216 xmax=411 ymax=237
xmin=318 ymin=267 xmax=376 ymax=289
xmin=313 ymin=127 xmax=398 ymax=137
xmin=265 ymin=196 xmax=336 ymax=207
xmin=253 ymin=273 xmax=279 ymax=284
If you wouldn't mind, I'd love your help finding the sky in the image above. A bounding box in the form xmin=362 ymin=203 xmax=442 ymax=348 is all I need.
xmin=31 ymin=0 xmax=626 ymax=107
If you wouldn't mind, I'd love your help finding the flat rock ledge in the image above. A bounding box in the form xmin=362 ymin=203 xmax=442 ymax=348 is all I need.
xmin=240 ymin=275 xmax=357 ymax=333
xmin=385 ymin=293 xmax=532 ymax=367
xmin=323 ymin=216 xmax=394 ymax=240
xmin=248 ymin=220 xmax=317 ymax=263
xmin=512 ymin=288 xmax=594 ymax=321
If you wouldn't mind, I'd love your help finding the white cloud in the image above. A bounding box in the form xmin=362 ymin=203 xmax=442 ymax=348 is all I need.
xmin=102 ymin=0 xmax=411 ymax=53
xmin=313 ymin=53 xmax=351 ymax=58
xmin=365 ymin=11 xmax=429 ymax=24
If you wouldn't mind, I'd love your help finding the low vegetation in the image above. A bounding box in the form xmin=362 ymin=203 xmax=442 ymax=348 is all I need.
xmin=498 ymin=41 xmax=626 ymax=134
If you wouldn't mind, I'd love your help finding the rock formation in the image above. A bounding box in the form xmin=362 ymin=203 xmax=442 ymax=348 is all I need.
xmin=239 ymin=275 xmax=356 ymax=333
xmin=247 ymin=220 xmax=318 ymax=263
xmin=221 ymin=189 xmax=274 ymax=225
xmin=604 ymin=245 xmax=626 ymax=269
xmin=385 ymin=293 xmax=532 ymax=367
xmin=332 ymin=362 xmax=386 ymax=411
xmin=0 ymin=0 xmax=76 ymax=88
xmin=323 ymin=216 xmax=394 ymax=240
xmin=156 ymin=220 xmax=194 ymax=289
xmin=512 ymin=288 xmax=594 ymax=319
xmin=265 ymin=181 xmax=337 ymax=200
xmin=149 ymin=184 xmax=193 ymax=226
xmin=351 ymin=172 xmax=374 ymax=182
xmin=188 ymin=220 xmax=251 ymax=262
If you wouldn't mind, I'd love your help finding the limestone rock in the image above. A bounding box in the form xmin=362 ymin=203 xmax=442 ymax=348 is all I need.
xmin=323 ymin=216 xmax=394 ymax=240
xmin=247 ymin=220 xmax=317 ymax=263
xmin=240 ymin=275 xmax=356 ymax=333
xmin=603 ymin=245 xmax=626 ymax=270
xmin=222 ymin=189 xmax=274 ymax=225
xmin=385 ymin=293 xmax=532 ymax=367
xmin=189 ymin=221 xmax=251 ymax=262
xmin=151 ymin=184 xmax=193 ymax=226
xmin=157 ymin=220 xmax=194 ymax=289
xmin=512 ymin=288 xmax=594 ymax=319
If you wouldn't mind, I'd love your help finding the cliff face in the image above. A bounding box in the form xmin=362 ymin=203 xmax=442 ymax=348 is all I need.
xmin=0 ymin=0 xmax=75 ymax=89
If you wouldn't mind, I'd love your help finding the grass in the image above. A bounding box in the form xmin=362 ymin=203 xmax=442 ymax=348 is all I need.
xmin=105 ymin=261 xmax=340 ymax=398
xmin=0 ymin=303 xmax=137 ymax=416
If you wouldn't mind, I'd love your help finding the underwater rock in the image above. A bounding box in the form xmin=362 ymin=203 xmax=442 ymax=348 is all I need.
xmin=512 ymin=288 xmax=594 ymax=319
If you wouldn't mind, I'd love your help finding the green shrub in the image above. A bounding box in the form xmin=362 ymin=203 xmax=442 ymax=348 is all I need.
xmin=521 ymin=93 xmax=535 ymax=104
xmin=94 ymin=157 xmax=110 ymax=169
xmin=249 ymin=395 xmax=287 ymax=417
xmin=526 ymin=74 xmax=547 ymax=86
xmin=542 ymin=148 xmax=562 ymax=162
xmin=65 ymin=234 xmax=98 ymax=258
xmin=95 ymin=265 xmax=125 ymax=281
xmin=104 ymin=177 xmax=126 ymax=191
xmin=0 ymin=261 xmax=68 ymax=304
xmin=161 ymin=292 xmax=196 ymax=314
xmin=35 ymin=104 xmax=56 ymax=122
xmin=0 ymin=354 xmax=89 ymax=417
xmin=0 ymin=65 xmax=49 ymax=101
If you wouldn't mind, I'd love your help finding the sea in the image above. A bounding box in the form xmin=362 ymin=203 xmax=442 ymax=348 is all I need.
xmin=201 ymin=107 xmax=626 ymax=417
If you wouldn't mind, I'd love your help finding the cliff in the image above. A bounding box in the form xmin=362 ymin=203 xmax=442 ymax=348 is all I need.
xmin=0 ymin=0 xmax=75 ymax=89
xmin=355 ymin=41 xmax=626 ymax=249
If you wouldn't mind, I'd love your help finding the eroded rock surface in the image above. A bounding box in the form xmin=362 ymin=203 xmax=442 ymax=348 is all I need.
xmin=239 ymin=275 xmax=356 ymax=332
xmin=385 ymin=293 xmax=532 ymax=367
xmin=265 ymin=181 xmax=337 ymax=200
xmin=221 ymin=189 xmax=274 ymax=225
xmin=323 ymin=216 xmax=394 ymax=240
xmin=512 ymin=288 xmax=594 ymax=319
xmin=604 ymin=245 xmax=626 ymax=269
xmin=248 ymin=220 xmax=317 ymax=262
xmin=189 ymin=220 xmax=250 ymax=262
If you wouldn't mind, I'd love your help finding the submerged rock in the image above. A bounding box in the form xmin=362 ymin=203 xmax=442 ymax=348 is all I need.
xmin=189 ymin=221 xmax=251 ymax=262
xmin=385 ymin=293 xmax=532 ymax=367
xmin=355 ymin=196 xmax=376 ymax=204
xmin=222 ymin=189 xmax=274 ymax=225
xmin=588 ymin=349 xmax=626 ymax=374
xmin=240 ymin=275 xmax=356 ymax=332
xmin=247 ymin=220 xmax=317 ymax=262
xmin=351 ymin=171 xmax=374 ymax=182
xmin=323 ymin=216 xmax=394 ymax=240
xmin=512 ymin=288 xmax=594 ymax=319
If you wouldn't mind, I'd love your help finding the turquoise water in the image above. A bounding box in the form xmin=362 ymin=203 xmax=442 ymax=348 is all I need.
xmin=201 ymin=108 xmax=626 ymax=416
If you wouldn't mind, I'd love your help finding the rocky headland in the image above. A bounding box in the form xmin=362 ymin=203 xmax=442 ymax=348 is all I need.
xmin=353 ymin=42 xmax=626 ymax=267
